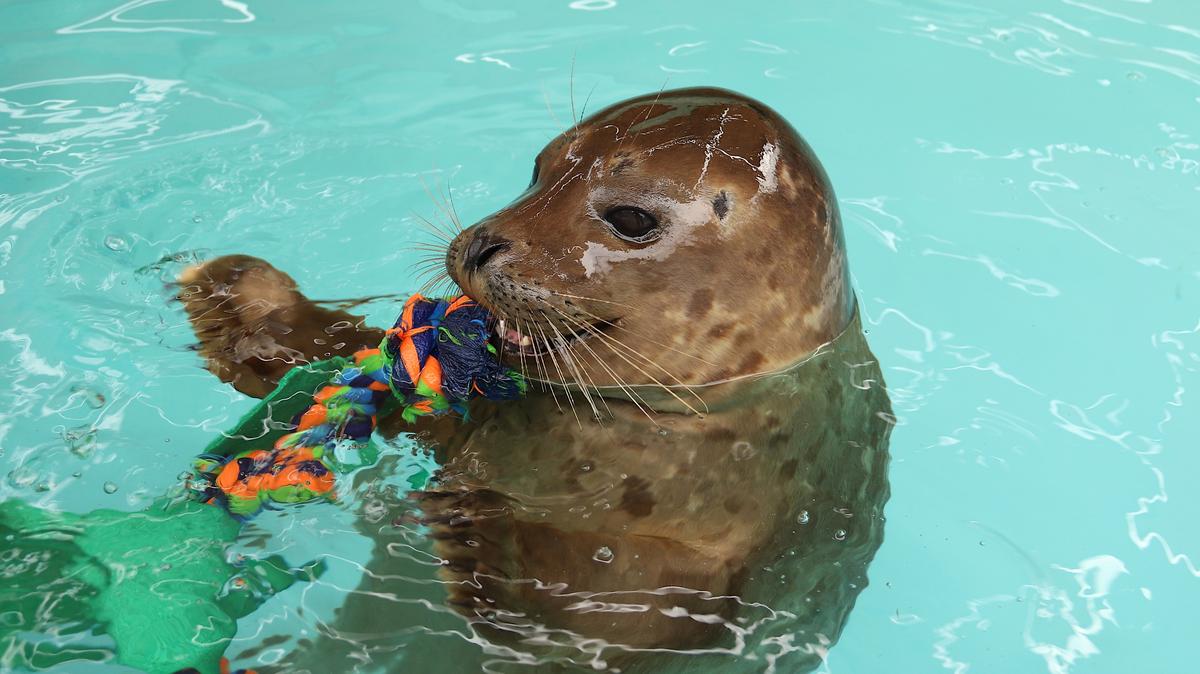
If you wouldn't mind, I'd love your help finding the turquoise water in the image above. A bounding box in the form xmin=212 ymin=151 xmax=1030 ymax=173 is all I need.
xmin=2 ymin=0 xmax=1199 ymax=672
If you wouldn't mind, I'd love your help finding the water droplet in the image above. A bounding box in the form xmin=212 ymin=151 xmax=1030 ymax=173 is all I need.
xmin=1126 ymin=71 xmax=1145 ymax=81
xmin=70 ymin=384 xmax=106 ymax=409
xmin=833 ymin=529 xmax=847 ymax=541
xmin=192 ymin=215 xmax=203 ymax=223
xmin=569 ymin=0 xmax=617 ymax=10
xmin=6 ymin=468 xmax=37 ymax=489
xmin=63 ymin=425 xmax=97 ymax=457
xmin=593 ymin=546 xmax=614 ymax=564
xmin=103 ymin=235 xmax=129 ymax=252
xmin=103 ymin=481 xmax=118 ymax=494
xmin=731 ymin=441 xmax=755 ymax=461
xmin=797 ymin=510 xmax=810 ymax=525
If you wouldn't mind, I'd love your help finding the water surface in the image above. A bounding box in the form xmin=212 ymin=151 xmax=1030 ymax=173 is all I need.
xmin=2 ymin=1 xmax=1199 ymax=672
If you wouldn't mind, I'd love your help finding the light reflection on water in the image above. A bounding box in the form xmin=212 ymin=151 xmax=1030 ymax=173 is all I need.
xmin=1 ymin=0 xmax=1198 ymax=672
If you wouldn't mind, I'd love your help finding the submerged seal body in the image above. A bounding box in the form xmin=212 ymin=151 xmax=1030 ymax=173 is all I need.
xmin=179 ymin=87 xmax=892 ymax=672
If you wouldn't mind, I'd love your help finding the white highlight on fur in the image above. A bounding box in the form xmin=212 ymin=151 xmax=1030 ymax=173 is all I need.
xmin=757 ymin=142 xmax=780 ymax=194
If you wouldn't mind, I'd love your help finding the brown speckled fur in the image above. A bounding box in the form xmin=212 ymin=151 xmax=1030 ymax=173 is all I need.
xmin=179 ymin=88 xmax=892 ymax=673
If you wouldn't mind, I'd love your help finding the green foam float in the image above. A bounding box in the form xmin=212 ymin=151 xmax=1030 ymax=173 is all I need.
xmin=0 ymin=359 xmax=347 ymax=674
xmin=2 ymin=295 xmax=516 ymax=672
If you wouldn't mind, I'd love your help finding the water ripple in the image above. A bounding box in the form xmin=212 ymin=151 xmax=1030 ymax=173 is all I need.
xmin=58 ymin=0 xmax=255 ymax=35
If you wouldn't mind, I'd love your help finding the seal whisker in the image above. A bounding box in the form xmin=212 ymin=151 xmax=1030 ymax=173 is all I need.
xmin=411 ymin=211 xmax=456 ymax=245
xmin=545 ymin=305 xmax=661 ymax=425
xmin=578 ymin=80 xmax=599 ymax=126
xmin=542 ymin=289 xmax=636 ymax=310
xmin=517 ymin=316 xmax=554 ymax=399
xmin=411 ymin=262 xmax=450 ymax=286
xmin=410 ymin=242 xmax=449 ymax=253
xmin=617 ymin=77 xmax=670 ymax=149
xmin=558 ymin=336 xmax=615 ymax=422
xmin=549 ymin=307 xmax=666 ymax=424
xmin=554 ymin=301 xmax=698 ymax=389
xmin=439 ymin=177 xmax=465 ymax=233
xmin=540 ymin=307 xmax=605 ymax=422
xmin=415 ymin=269 xmax=453 ymax=298
xmin=418 ymin=175 xmax=464 ymax=236
xmin=553 ymin=308 xmax=706 ymax=415
xmin=569 ymin=53 xmax=579 ymax=139
xmin=530 ymin=317 xmax=583 ymax=427
xmin=541 ymin=81 xmax=566 ymax=132
xmin=546 ymin=294 xmax=720 ymax=368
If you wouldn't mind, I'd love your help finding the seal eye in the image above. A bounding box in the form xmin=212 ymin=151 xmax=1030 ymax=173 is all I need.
xmin=603 ymin=207 xmax=659 ymax=243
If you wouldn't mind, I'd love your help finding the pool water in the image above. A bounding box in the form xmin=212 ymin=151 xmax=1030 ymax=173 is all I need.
xmin=2 ymin=0 xmax=1199 ymax=672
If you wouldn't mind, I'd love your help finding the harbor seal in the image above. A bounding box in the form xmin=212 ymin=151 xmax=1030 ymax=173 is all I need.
xmin=178 ymin=87 xmax=892 ymax=672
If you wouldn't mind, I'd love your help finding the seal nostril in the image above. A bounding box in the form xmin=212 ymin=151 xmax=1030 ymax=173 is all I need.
xmin=464 ymin=231 xmax=511 ymax=273
xmin=473 ymin=242 xmax=507 ymax=270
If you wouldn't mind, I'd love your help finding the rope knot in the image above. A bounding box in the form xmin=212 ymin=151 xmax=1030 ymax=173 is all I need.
xmin=196 ymin=294 xmax=524 ymax=517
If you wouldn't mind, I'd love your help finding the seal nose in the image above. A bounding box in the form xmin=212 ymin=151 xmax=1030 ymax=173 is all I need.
xmin=463 ymin=229 xmax=511 ymax=273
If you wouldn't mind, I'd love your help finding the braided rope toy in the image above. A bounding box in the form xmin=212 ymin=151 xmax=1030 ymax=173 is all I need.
xmin=192 ymin=294 xmax=524 ymax=517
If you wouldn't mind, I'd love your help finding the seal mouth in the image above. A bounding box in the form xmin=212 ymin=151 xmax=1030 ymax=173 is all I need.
xmin=490 ymin=317 xmax=619 ymax=358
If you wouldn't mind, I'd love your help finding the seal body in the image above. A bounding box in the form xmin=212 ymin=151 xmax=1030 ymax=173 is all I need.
xmin=179 ymin=88 xmax=892 ymax=673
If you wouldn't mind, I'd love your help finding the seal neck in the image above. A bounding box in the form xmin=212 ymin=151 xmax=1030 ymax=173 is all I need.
xmin=536 ymin=306 xmax=871 ymax=417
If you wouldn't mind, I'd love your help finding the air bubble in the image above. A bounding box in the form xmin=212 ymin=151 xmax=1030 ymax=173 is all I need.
xmin=64 ymin=426 xmax=97 ymax=457
xmin=103 ymin=481 xmax=118 ymax=494
xmin=6 ymin=468 xmax=36 ymax=489
xmin=797 ymin=510 xmax=810 ymax=525
xmin=593 ymin=546 xmax=614 ymax=564
xmin=71 ymin=384 xmax=106 ymax=409
xmin=833 ymin=529 xmax=847 ymax=541
xmin=104 ymin=235 xmax=130 ymax=252
xmin=569 ymin=0 xmax=617 ymax=9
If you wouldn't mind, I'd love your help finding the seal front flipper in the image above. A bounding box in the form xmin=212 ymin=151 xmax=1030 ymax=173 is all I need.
xmin=178 ymin=254 xmax=386 ymax=398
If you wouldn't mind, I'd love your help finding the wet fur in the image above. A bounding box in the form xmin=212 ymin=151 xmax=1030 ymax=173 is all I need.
xmin=178 ymin=88 xmax=892 ymax=672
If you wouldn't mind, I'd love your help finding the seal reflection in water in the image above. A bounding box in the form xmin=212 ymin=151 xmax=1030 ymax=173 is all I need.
xmin=178 ymin=88 xmax=892 ymax=673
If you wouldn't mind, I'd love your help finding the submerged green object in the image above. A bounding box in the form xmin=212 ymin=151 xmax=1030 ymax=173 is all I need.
xmin=0 ymin=498 xmax=320 ymax=674
xmin=0 ymin=361 xmax=353 ymax=672
xmin=0 ymin=294 xmax=525 ymax=671
xmin=199 ymin=356 xmax=358 ymax=461
xmin=0 ymin=359 xmax=380 ymax=673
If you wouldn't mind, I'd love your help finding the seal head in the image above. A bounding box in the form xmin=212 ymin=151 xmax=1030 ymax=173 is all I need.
xmin=447 ymin=87 xmax=853 ymax=393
